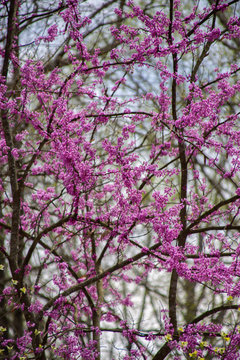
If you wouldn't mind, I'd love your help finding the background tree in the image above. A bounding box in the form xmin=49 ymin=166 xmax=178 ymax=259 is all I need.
xmin=1 ymin=0 xmax=240 ymax=359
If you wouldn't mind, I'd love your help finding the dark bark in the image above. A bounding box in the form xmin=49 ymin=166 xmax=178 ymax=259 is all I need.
xmin=152 ymin=342 xmax=172 ymax=360
xmin=1 ymin=0 xmax=20 ymax=273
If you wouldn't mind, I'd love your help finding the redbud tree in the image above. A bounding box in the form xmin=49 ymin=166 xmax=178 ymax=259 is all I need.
xmin=1 ymin=0 xmax=240 ymax=359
